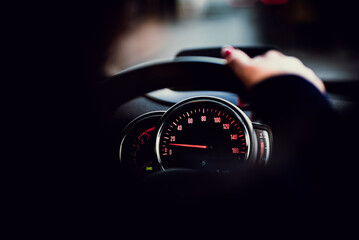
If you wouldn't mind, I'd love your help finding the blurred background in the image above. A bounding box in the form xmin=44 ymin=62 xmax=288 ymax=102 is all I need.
xmin=86 ymin=0 xmax=359 ymax=82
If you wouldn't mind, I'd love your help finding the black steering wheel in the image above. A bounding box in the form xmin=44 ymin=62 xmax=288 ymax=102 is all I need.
xmin=97 ymin=47 xmax=273 ymax=112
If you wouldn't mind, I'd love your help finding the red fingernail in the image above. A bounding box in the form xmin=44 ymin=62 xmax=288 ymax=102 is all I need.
xmin=224 ymin=49 xmax=232 ymax=58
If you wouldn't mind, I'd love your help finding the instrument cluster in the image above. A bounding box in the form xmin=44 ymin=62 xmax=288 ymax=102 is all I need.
xmin=119 ymin=96 xmax=272 ymax=177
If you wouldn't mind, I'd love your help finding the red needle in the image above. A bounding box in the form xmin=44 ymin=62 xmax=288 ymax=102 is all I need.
xmin=169 ymin=143 xmax=207 ymax=149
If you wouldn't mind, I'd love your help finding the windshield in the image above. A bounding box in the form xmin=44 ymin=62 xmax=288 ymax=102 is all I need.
xmin=101 ymin=0 xmax=359 ymax=82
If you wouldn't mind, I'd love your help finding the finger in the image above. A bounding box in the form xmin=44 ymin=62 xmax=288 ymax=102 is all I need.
xmin=221 ymin=45 xmax=235 ymax=60
xmin=221 ymin=46 xmax=251 ymax=67
xmin=304 ymin=69 xmax=326 ymax=93
xmin=221 ymin=46 xmax=256 ymax=89
xmin=263 ymin=49 xmax=284 ymax=58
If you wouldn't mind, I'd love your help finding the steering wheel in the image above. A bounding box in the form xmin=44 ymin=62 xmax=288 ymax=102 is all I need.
xmin=98 ymin=56 xmax=242 ymax=112
xmin=97 ymin=47 xmax=274 ymax=111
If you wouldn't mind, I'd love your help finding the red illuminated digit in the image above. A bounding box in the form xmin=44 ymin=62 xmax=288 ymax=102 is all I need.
xmin=223 ymin=124 xmax=230 ymax=130
xmin=230 ymin=134 xmax=237 ymax=140
xmin=201 ymin=116 xmax=206 ymax=122
xmin=177 ymin=125 xmax=182 ymax=131
xmin=188 ymin=118 xmax=193 ymax=124
xmin=232 ymin=148 xmax=239 ymax=154
xmin=170 ymin=136 xmax=176 ymax=142
xmin=214 ymin=117 xmax=221 ymax=123
xmin=169 ymin=149 xmax=173 ymax=155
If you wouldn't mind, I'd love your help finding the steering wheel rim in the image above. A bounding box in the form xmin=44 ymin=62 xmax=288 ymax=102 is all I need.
xmin=97 ymin=56 xmax=246 ymax=114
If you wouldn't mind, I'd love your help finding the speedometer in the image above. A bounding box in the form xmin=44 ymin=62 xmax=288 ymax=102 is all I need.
xmin=156 ymin=97 xmax=257 ymax=173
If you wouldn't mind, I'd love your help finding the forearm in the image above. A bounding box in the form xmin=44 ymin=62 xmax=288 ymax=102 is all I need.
xmin=248 ymin=75 xmax=335 ymax=167
xmin=249 ymin=74 xmax=332 ymax=123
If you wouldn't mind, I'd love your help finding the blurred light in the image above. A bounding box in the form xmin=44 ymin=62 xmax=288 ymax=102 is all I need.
xmin=177 ymin=0 xmax=206 ymax=19
xmin=226 ymin=0 xmax=258 ymax=7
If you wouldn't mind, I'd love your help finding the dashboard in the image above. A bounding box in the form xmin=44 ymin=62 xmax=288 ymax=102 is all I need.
xmin=97 ymin=47 xmax=359 ymax=184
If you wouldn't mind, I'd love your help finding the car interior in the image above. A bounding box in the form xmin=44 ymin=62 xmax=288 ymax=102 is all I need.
xmin=81 ymin=0 xmax=359 ymax=227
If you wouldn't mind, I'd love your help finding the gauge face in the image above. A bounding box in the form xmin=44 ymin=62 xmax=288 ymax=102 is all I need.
xmin=156 ymin=97 xmax=252 ymax=172
xmin=119 ymin=112 xmax=164 ymax=177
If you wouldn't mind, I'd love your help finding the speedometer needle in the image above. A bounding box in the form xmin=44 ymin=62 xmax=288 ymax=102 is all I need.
xmin=169 ymin=143 xmax=207 ymax=149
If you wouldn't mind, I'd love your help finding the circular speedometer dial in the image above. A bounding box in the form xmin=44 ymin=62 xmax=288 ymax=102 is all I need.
xmin=156 ymin=97 xmax=253 ymax=172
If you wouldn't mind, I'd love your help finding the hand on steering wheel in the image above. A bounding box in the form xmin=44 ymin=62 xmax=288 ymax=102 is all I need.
xmin=221 ymin=46 xmax=326 ymax=93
